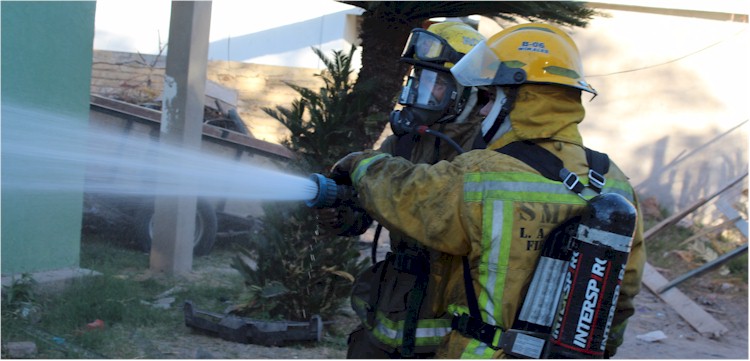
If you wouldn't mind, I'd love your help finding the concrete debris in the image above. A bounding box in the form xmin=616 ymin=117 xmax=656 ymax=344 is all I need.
xmin=140 ymin=296 xmax=175 ymax=309
xmin=6 ymin=341 xmax=38 ymax=358
xmin=636 ymin=330 xmax=668 ymax=342
xmin=155 ymin=286 xmax=184 ymax=299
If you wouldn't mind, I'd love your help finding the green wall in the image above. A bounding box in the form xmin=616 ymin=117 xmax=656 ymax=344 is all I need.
xmin=1 ymin=2 xmax=96 ymax=274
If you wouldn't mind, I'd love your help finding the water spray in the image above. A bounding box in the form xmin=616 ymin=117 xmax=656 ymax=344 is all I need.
xmin=3 ymin=105 xmax=320 ymax=203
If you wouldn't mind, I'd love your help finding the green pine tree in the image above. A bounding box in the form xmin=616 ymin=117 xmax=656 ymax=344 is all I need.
xmin=230 ymin=45 xmax=371 ymax=322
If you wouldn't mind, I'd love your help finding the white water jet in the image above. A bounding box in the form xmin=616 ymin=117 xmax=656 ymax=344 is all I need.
xmin=2 ymin=105 xmax=319 ymax=202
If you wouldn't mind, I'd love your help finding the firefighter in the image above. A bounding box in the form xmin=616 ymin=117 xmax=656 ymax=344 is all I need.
xmin=316 ymin=22 xmax=488 ymax=358
xmin=327 ymin=23 xmax=646 ymax=358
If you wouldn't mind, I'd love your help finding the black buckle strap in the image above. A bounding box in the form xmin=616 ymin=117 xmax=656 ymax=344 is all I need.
xmin=497 ymin=141 xmax=611 ymax=196
xmin=381 ymin=250 xmax=431 ymax=357
xmin=451 ymin=313 xmax=504 ymax=350
xmin=585 ymin=147 xmax=609 ymax=193
xmin=588 ymin=169 xmax=606 ymax=193
xmin=559 ymin=168 xmax=585 ymax=194
xmin=391 ymin=250 xmax=430 ymax=275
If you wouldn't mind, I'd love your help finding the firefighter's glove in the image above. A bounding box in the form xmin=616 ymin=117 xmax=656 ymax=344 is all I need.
xmin=315 ymin=207 xmax=341 ymax=235
xmin=315 ymin=205 xmax=373 ymax=237
xmin=329 ymin=151 xmax=364 ymax=186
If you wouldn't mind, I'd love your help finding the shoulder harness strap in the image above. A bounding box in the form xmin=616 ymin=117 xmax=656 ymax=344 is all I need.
xmin=496 ymin=140 xmax=609 ymax=196
xmin=453 ymin=141 xmax=611 ymax=350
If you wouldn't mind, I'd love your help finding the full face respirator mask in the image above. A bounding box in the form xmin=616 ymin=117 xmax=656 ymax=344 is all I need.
xmin=390 ymin=67 xmax=461 ymax=136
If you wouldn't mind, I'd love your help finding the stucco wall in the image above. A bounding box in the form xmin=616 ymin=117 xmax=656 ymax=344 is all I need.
xmin=480 ymin=10 xmax=749 ymax=215
xmin=579 ymin=10 xmax=748 ymax=215
xmin=1 ymin=2 xmax=96 ymax=275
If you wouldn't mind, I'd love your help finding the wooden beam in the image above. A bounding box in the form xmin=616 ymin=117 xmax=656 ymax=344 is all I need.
xmin=644 ymin=172 xmax=748 ymax=241
xmin=641 ymin=262 xmax=728 ymax=338
xmin=678 ymin=215 xmax=741 ymax=247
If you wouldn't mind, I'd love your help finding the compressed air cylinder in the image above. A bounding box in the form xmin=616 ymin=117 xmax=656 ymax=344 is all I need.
xmin=515 ymin=216 xmax=581 ymax=334
xmin=499 ymin=215 xmax=582 ymax=359
xmin=545 ymin=192 xmax=637 ymax=359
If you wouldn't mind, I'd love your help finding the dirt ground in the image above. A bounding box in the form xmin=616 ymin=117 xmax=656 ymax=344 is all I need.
xmin=615 ymin=284 xmax=748 ymax=359
xmin=150 ymin=270 xmax=747 ymax=360
xmin=153 ymin=229 xmax=748 ymax=360
xmin=153 ymin=287 xmax=747 ymax=360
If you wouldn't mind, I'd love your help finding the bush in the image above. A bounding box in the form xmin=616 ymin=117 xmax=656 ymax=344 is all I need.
xmin=230 ymin=45 xmax=371 ymax=321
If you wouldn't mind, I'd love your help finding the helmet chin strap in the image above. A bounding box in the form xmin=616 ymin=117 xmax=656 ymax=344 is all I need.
xmin=485 ymin=114 xmax=512 ymax=146
xmin=482 ymin=86 xmax=518 ymax=145
xmin=453 ymin=87 xmax=478 ymax=124
xmin=481 ymin=89 xmax=504 ymax=136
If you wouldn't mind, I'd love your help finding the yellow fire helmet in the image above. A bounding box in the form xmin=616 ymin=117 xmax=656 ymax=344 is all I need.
xmin=400 ymin=21 xmax=485 ymax=69
xmin=450 ymin=23 xmax=597 ymax=95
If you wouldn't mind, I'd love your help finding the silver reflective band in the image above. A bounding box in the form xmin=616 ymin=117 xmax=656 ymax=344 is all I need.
xmin=518 ymin=256 xmax=566 ymax=326
xmin=511 ymin=332 xmax=545 ymax=358
xmin=576 ymin=224 xmax=633 ymax=253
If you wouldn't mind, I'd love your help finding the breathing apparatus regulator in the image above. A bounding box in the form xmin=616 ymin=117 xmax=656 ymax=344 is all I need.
xmin=309 ymin=23 xmax=486 ymax=224
xmin=389 ymin=67 xmax=468 ymax=136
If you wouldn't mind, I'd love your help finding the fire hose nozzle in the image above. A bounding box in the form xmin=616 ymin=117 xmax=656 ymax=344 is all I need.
xmin=307 ymin=173 xmax=338 ymax=208
xmin=306 ymin=173 xmax=356 ymax=209
xmin=306 ymin=173 xmax=357 ymax=208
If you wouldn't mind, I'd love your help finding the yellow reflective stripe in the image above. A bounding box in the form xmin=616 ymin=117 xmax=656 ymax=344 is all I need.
xmin=459 ymin=172 xmax=592 ymax=357
xmin=464 ymin=172 xmax=635 ymax=203
xmin=461 ymin=339 xmax=496 ymax=358
xmin=447 ymin=304 xmax=469 ymax=315
xmin=477 ymin=200 xmax=507 ymax=327
xmin=351 ymin=297 xmax=452 ymax=348
xmin=371 ymin=312 xmax=452 ymax=347
xmin=455 ymin=171 xmax=635 ymax=357
xmin=602 ymin=180 xmax=635 ymax=202
xmin=352 ymin=153 xmax=390 ymax=186
xmin=448 ymin=304 xmax=501 ymax=357
xmin=464 ymin=172 xmax=580 ymax=202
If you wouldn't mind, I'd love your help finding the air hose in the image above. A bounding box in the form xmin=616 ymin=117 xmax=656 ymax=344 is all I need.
xmin=415 ymin=125 xmax=466 ymax=155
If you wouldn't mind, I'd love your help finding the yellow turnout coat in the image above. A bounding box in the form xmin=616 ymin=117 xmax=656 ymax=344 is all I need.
xmin=345 ymin=84 xmax=646 ymax=358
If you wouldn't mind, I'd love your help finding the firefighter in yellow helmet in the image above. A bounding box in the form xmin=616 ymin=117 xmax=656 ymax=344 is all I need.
xmin=326 ymin=23 xmax=646 ymax=358
xmin=316 ymin=21 xmax=488 ymax=358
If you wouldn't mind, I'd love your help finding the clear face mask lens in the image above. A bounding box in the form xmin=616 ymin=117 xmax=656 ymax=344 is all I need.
xmin=399 ymin=77 xmax=417 ymax=105
xmin=415 ymin=70 xmax=438 ymax=106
